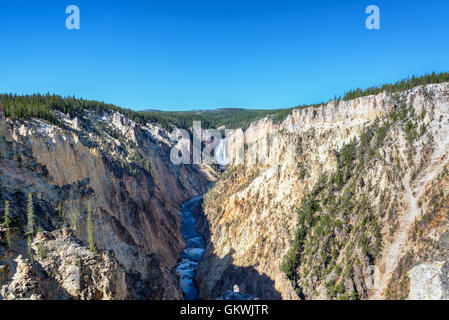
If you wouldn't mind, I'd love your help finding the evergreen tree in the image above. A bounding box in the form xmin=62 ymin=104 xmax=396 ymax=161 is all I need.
xmin=2 ymin=200 xmax=12 ymax=252
xmin=27 ymin=235 xmax=33 ymax=261
xmin=342 ymin=72 xmax=449 ymax=101
xmin=57 ymin=201 xmax=65 ymax=222
xmin=26 ymin=193 xmax=34 ymax=236
xmin=26 ymin=194 xmax=34 ymax=260
xmin=87 ymin=200 xmax=96 ymax=253
xmin=70 ymin=211 xmax=78 ymax=232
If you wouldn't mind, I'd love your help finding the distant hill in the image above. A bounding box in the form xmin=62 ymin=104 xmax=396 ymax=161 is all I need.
xmin=0 ymin=95 xmax=293 ymax=132
xmin=137 ymin=108 xmax=294 ymax=131
xmin=2 ymin=72 xmax=448 ymax=132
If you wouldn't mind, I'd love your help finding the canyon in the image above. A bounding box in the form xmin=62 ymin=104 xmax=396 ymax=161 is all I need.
xmin=1 ymin=82 xmax=449 ymax=300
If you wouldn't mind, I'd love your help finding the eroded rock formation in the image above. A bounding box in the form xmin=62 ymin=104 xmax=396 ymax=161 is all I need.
xmin=196 ymin=83 xmax=449 ymax=300
xmin=0 ymin=104 xmax=214 ymax=300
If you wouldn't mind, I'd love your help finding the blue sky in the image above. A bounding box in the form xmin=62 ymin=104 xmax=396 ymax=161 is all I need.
xmin=1 ymin=0 xmax=448 ymax=111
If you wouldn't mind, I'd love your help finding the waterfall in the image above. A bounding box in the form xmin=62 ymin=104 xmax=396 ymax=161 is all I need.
xmin=214 ymin=138 xmax=231 ymax=167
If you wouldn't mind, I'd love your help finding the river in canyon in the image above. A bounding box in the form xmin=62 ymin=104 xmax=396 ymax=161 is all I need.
xmin=175 ymin=196 xmax=206 ymax=300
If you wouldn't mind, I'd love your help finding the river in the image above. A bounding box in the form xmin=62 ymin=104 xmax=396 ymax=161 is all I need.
xmin=175 ymin=196 xmax=206 ymax=300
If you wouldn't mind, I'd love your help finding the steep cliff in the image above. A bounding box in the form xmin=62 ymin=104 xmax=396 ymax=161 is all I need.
xmin=2 ymin=82 xmax=449 ymax=301
xmin=196 ymin=83 xmax=449 ymax=300
xmin=0 ymin=103 xmax=214 ymax=300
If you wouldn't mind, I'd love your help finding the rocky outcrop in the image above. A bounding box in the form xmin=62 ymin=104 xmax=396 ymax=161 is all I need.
xmin=1 ymin=229 xmax=128 ymax=300
xmin=408 ymin=260 xmax=449 ymax=300
xmin=216 ymin=286 xmax=258 ymax=300
xmin=1 ymin=255 xmax=44 ymax=300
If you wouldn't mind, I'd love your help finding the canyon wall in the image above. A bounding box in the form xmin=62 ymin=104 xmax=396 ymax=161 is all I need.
xmin=196 ymin=83 xmax=449 ymax=300
xmin=0 ymin=105 xmax=214 ymax=299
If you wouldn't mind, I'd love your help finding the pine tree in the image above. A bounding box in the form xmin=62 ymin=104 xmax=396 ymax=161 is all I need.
xmin=27 ymin=235 xmax=33 ymax=261
xmin=87 ymin=200 xmax=96 ymax=253
xmin=2 ymin=200 xmax=12 ymax=252
xmin=70 ymin=211 xmax=78 ymax=232
xmin=26 ymin=193 xmax=34 ymax=236
xmin=26 ymin=194 xmax=34 ymax=260
xmin=57 ymin=201 xmax=65 ymax=223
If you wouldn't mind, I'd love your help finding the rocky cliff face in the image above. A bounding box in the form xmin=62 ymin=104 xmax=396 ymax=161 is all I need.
xmin=2 ymin=83 xmax=449 ymax=301
xmin=196 ymin=83 xmax=449 ymax=300
xmin=0 ymin=104 xmax=214 ymax=300
xmin=1 ymin=228 xmax=127 ymax=300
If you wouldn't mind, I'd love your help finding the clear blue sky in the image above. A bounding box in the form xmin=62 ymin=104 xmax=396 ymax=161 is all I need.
xmin=1 ymin=0 xmax=448 ymax=111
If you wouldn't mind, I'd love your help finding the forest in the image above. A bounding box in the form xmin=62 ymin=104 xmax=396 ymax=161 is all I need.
xmin=1 ymin=72 xmax=448 ymax=131
xmin=0 ymin=94 xmax=293 ymax=131
xmin=342 ymin=72 xmax=449 ymax=101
